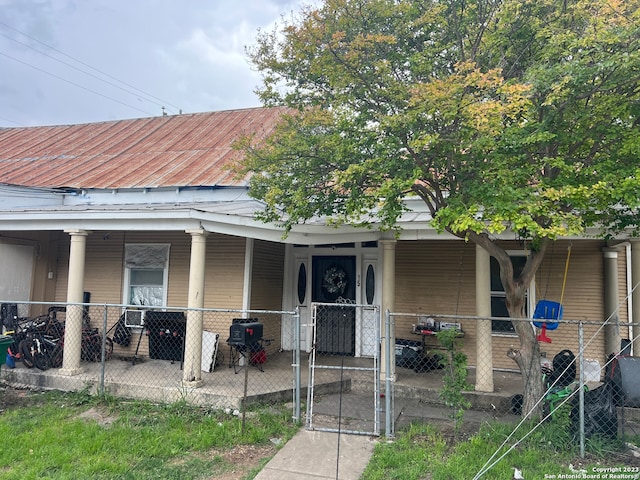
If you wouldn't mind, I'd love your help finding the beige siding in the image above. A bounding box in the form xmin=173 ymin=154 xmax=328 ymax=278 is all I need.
xmin=395 ymin=239 xmax=610 ymax=370
xmin=395 ymin=240 xmax=480 ymax=368
xmin=53 ymin=231 xmax=248 ymax=358
xmin=250 ymin=240 xmax=285 ymax=311
xmin=204 ymin=234 xmax=246 ymax=309
xmin=250 ymin=240 xmax=285 ymax=351
xmin=54 ymin=231 xmax=247 ymax=308
xmin=85 ymin=231 xmax=128 ymax=304
xmin=54 ymin=234 xmax=70 ymax=303
xmin=395 ymin=240 xmax=477 ymax=315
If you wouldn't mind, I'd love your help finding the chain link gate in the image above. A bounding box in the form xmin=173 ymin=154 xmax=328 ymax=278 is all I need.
xmin=305 ymin=302 xmax=382 ymax=436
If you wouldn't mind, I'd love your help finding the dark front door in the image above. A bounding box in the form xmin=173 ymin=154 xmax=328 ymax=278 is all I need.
xmin=312 ymin=256 xmax=356 ymax=355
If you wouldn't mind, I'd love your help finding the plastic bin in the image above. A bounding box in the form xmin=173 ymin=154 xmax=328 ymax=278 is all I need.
xmin=0 ymin=334 xmax=12 ymax=371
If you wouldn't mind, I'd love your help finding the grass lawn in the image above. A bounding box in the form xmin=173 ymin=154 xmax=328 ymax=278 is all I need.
xmin=362 ymin=415 xmax=640 ymax=479
xmin=3 ymin=386 xmax=639 ymax=480
xmin=0 ymin=387 xmax=299 ymax=480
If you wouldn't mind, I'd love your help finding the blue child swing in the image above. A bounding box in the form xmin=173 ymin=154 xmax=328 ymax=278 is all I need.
xmin=533 ymin=245 xmax=571 ymax=343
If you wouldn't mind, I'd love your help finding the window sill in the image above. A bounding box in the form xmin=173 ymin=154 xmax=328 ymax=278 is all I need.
xmin=491 ymin=332 xmax=518 ymax=338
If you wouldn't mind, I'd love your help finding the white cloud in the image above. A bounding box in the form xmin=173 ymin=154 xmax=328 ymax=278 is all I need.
xmin=0 ymin=0 xmax=317 ymax=127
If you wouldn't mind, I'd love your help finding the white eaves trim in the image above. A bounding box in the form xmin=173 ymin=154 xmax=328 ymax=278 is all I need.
xmin=0 ymin=185 xmax=610 ymax=244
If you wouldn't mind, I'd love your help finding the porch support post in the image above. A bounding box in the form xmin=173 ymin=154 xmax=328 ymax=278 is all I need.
xmin=182 ymin=228 xmax=208 ymax=387
xmin=242 ymin=238 xmax=254 ymax=311
xmin=603 ymin=247 xmax=621 ymax=357
xmin=475 ymin=244 xmax=494 ymax=392
xmin=60 ymin=229 xmax=88 ymax=376
xmin=631 ymin=240 xmax=640 ymax=354
xmin=381 ymin=239 xmax=396 ymax=381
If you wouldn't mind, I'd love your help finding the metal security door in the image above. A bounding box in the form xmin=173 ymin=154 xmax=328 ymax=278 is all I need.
xmin=312 ymin=256 xmax=356 ymax=355
xmin=306 ymin=302 xmax=381 ymax=436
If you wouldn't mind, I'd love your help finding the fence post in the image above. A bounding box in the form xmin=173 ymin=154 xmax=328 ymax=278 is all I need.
xmin=579 ymin=321 xmax=585 ymax=458
xmin=293 ymin=306 xmax=301 ymax=423
xmin=385 ymin=309 xmax=394 ymax=437
xmin=99 ymin=304 xmax=108 ymax=395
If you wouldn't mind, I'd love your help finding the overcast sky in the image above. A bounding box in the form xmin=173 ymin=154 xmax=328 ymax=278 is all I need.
xmin=0 ymin=0 xmax=314 ymax=128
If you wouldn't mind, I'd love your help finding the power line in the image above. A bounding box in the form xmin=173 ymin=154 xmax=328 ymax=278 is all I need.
xmin=0 ymin=30 xmax=174 ymax=114
xmin=0 ymin=115 xmax=24 ymax=127
xmin=0 ymin=21 xmax=182 ymax=114
xmin=0 ymin=50 xmax=155 ymax=117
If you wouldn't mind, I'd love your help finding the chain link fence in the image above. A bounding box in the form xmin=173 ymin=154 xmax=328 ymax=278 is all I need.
xmin=5 ymin=299 xmax=640 ymax=446
xmin=304 ymin=302 xmax=382 ymax=436
xmin=390 ymin=310 xmax=640 ymax=453
xmin=1 ymin=301 xmax=298 ymax=415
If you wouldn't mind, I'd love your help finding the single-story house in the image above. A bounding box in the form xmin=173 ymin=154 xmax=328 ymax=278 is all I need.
xmin=0 ymin=107 xmax=637 ymax=390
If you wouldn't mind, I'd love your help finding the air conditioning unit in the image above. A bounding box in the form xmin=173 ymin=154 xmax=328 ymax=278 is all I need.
xmin=124 ymin=309 xmax=145 ymax=328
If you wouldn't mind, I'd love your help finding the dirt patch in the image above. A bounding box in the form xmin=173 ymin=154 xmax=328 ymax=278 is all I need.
xmin=436 ymin=421 xmax=483 ymax=446
xmin=0 ymin=382 xmax=40 ymax=412
xmin=77 ymin=406 xmax=118 ymax=427
xmin=204 ymin=443 xmax=277 ymax=480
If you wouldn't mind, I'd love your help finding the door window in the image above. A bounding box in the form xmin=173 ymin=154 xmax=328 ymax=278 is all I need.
xmin=365 ymin=264 xmax=375 ymax=305
xmin=297 ymin=263 xmax=307 ymax=304
xmin=312 ymin=256 xmax=356 ymax=303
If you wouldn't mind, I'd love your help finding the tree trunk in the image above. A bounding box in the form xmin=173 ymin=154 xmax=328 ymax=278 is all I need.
xmin=461 ymin=232 xmax=549 ymax=419
xmin=506 ymin=300 xmax=544 ymax=419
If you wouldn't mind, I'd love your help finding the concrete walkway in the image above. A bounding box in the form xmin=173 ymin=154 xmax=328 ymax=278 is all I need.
xmin=254 ymin=429 xmax=377 ymax=480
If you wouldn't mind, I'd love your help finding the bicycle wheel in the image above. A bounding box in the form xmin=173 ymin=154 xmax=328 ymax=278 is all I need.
xmin=105 ymin=337 xmax=114 ymax=361
xmin=33 ymin=350 xmax=49 ymax=370
xmin=32 ymin=338 xmax=50 ymax=371
xmin=19 ymin=339 xmax=34 ymax=368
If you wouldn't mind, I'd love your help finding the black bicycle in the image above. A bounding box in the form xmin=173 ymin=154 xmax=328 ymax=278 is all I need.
xmin=19 ymin=318 xmax=63 ymax=370
xmin=18 ymin=309 xmax=113 ymax=370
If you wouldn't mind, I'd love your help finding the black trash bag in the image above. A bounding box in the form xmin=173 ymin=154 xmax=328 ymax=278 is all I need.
xmin=571 ymin=383 xmax=618 ymax=439
xmin=112 ymin=315 xmax=132 ymax=347
xmin=1 ymin=303 xmax=19 ymax=330
xmin=511 ymin=394 xmax=523 ymax=416
xmin=413 ymin=353 xmax=445 ymax=373
xmin=547 ymin=349 xmax=576 ymax=388
xmin=395 ymin=340 xmax=422 ymax=369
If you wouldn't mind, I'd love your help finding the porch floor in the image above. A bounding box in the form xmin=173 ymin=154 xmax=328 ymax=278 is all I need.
xmin=1 ymin=349 xmax=524 ymax=413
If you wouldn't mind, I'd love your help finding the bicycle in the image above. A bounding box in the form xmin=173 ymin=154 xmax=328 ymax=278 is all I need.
xmin=19 ymin=308 xmax=113 ymax=370
xmin=19 ymin=315 xmax=64 ymax=370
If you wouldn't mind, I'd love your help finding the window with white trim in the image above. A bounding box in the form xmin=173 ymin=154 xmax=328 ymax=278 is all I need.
xmin=123 ymin=244 xmax=169 ymax=307
xmin=490 ymin=254 xmax=531 ymax=333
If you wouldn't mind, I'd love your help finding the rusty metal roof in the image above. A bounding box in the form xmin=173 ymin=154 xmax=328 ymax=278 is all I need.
xmin=0 ymin=107 xmax=284 ymax=189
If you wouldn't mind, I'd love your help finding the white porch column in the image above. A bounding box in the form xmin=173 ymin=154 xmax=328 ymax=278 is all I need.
xmin=182 ymin=229 xmax=208 ymax=387
xmin=475 ymin=244 xmax=494 ymax=392
xmin=381 ymin=239 xmax=396 ymax=380
xmin=242 ymin=238 xmax=254 ymax=311
xmin=631 ymin=240 xmax=640 ymax=354
xmin=603 ymin=247 xmax=621 ymax=357
xmin=60 ymin=229 xmax=88 ymax=376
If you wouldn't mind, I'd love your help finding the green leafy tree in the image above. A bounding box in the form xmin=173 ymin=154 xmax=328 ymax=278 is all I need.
xmin=236 ymin=0 xmax=640 ymax=417
xmin=436 ymin=329 xmax=472 ymax=435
